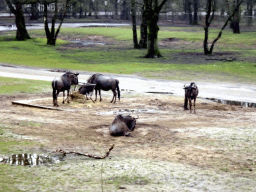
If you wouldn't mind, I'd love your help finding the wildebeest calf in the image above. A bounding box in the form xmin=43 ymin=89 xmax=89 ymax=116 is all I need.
xmin=109 ymin=115 xmax=137 ymax=136
xmin=184 ymin=82 xmax=199 ymax=113
xmin=78 ymin=83 xmax=96 ymax=103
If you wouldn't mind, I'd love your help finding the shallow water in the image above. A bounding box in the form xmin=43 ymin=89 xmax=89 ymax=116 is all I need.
xmin=0 ymin=153 xmax=60 ymax=166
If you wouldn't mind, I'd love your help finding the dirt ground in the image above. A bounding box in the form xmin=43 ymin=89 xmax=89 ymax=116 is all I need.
xmin=1 ymin=90 xmax=256 ymax=170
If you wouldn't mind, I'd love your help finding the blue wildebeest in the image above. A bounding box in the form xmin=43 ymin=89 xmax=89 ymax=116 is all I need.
xmin=52 ymin=71 xmax=79 ymax=106
xmin=184 ymin=82 xmax=199 ymax=113
xmin=109 ymin=114 xmax=137 ymax=136
xmin=87 ymin=73 xmax=120 ymax=103
xmin=78 ymin=83 xmax=96 ymax=103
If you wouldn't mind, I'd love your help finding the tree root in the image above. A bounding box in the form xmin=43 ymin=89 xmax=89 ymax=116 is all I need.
xmin=53 ymin=144 xmax=115 ymax=159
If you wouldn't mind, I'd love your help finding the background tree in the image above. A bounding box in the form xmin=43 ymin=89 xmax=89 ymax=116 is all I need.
xmin=246 ymin=0 xmax=253 ymax=26
xmin=204 ymin=0 xmax=244 ymax=55
xmin=5 ymin=0 xmax=34 ymax=40
xmin=42 ymin=0 xmax=71 ymax=45
xmin=131 ymin=0 xmax=139 ymax=48
xmin=30 ymin=2 xmax=39 ymax=20
xmin=143 ymin=0 xmax=169 ymax=58
xmin=230 ymin=0 xmax=241 ymax=33
xmin=0 ymin=0 xmax=7 ymax=11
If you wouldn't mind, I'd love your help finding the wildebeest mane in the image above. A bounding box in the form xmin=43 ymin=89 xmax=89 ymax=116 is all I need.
xmin=87 ymin=73 xmax=102 ymax=83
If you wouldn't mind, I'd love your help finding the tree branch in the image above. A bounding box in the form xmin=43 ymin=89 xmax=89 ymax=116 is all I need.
xmin=53 ymin=144 xmax=115 ymax=159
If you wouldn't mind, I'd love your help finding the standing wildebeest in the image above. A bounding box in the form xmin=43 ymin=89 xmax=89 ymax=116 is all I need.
xmin=87 ymin=73 xmax=120 ymax=103
xmin=109 ymin=114 xmax=137 ymax=136
xmin=184 ymin=82 xmax=199 ymax=113
xmin=52 ymin=71 xmax=79 ymax=106
xmin=78 ymin=83 xmax=96 ymax=102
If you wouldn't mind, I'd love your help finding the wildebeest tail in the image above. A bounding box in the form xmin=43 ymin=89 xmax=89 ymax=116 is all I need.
xmin=52 ymin=80 xmax=57 ymax=100
xmin=116 ymin=80 xmax=120 ymax=100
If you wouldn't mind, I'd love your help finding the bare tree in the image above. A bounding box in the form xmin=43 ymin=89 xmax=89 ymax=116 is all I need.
xmin=204 ymin=0 xmax=244 ymax=55
xmin=42 ymin=0 xmax=70 ymax=45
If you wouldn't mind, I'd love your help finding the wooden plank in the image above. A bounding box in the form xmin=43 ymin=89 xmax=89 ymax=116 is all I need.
xmin=12 ymin=101 xmax=68 ymax=111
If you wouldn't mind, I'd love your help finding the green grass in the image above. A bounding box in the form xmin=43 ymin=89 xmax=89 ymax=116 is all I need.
xmin=0 ymin=26 xmax=256 ymax=82
xmin=0 ymin=76 xmax=51 ymax=95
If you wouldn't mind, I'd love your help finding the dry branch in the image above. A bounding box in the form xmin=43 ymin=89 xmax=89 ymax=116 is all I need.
xmin=53 ymin=144 xmax=115 ymax=159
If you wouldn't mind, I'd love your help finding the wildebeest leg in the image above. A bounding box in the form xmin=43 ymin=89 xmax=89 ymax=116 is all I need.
xmin=189 ymin=99 xmax=192 ymax=113
xmin=184 ymin=97 xmax=188 ymax=110
xmin=94 ymin=90 xmax=98 ymax=101
xmin=55 ymin=90 xmax=60 ymax=106
xmin=111 ymin=89 xmax=116 ymax=103
xmin=67 ymin=90 xmax=70 ymax=103
xmin=194 ymin=98 xmax=196 ymax=114
xmin=99 ymin=89 xmax=102 ymax=101
xmin=62 ymin=91 xmax=65 ymax=104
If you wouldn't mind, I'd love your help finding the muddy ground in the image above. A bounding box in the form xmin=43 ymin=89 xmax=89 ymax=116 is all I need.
xmin=1 ymin=90 xmax=256 ymax=191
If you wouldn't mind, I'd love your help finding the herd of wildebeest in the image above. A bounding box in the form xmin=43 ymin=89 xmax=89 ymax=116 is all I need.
xmin=52 ymin=71 xmax=199 ymax=136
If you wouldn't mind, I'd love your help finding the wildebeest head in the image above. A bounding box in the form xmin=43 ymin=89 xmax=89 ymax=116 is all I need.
xmin=184 ymin=82 xmax=198 ymax=100
xmin=64 ymin=71 xmax=79 ymax=85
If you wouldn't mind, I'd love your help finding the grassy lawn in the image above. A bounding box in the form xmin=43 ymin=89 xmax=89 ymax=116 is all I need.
xmin=0 ymin=76 xmax=51 ymax=95
xmin=0 ymin=26 xmax=256 ymax=82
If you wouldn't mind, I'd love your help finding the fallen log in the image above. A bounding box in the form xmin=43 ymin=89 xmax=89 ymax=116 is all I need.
xmin=53 ymin=144 xmax=115 ymax=159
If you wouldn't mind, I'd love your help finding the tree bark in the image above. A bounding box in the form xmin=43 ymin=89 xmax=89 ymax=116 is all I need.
xmin=5 ymin=0 xmax=31 ymax=40
xmin=139 ymin=6 xmax=147 ymax=49
xmin=145 ymin=11 xmax=161 ymax=58
xmin=193 ymin=0 xmax=198 ymax=24
xmin=246 ymin=0 xmax=253 ymax=26
xmin=144 ymin=0 xmax=168 ymax=58
xmin=131 ymin=0 xmax=139 ymax=48
xmin=230 ymin=0 xmax=241 ymax=33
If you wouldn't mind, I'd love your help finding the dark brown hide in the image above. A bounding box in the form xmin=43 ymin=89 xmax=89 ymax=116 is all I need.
xmin=52 ymin=72 xmax=79 ymax=106
xmin=109 ymin=115 xmax=136 ymax=136
xmin=184 ymin=82 xmax=199 ymax=113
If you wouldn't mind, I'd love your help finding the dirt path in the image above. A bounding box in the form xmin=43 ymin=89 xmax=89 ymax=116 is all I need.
xmin=1 ymin=64 xmax=256 ymax=105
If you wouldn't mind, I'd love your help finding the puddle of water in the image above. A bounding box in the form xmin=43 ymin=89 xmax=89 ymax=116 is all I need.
xmin=70 ymin=40 xmax=105 ymax=46
xmin=0 ymin=153 xmax=60 ymax=166
xmin=205 ymin=98 xmax=256 ymax=108
xmin=146 ymin=91 xmax=174 ymax=95
xmin=97 ymin=108 xmax=165 ymax=115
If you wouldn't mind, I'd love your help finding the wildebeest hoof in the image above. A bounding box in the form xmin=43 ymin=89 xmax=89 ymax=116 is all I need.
xmin=125 ymin=133 xmax=133 ymax=137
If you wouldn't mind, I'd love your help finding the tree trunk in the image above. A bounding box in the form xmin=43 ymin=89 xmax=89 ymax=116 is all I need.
xmin=139 ymin=6 xmax=147 ymax=49
xmin=131 ymin=0 xmax=139 ymax=49
xmin=145 ymin=11 xmax=161 ymax=58
xmin=5 ymin=0 xmax=31 ymax=40
xmin=15 ymin=2 xmax=31 ymax=40
xmin=246 ymin=0 xmax=253 ymax=26
xmin=187 ymin=0 xmax=192 ymax=24
xmin=230 ymin=0 xmax=241 ymax=33
xmin=193 ymin=0 xmax=198 ymax=24
xmin=204 ymin=0 xmax=244 ymax=55
xmin=44 ymin=0 xmax=68 ymax=46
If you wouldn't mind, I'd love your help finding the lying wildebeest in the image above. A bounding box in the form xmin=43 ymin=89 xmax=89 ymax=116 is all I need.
xmin=184 ymin=82 xmax=199 ymax=113
xmin=109 ymin=114 xmax=137 ymax=136
xmin=78 ymin=83 xmax=96 ymax=102
xmin=87 ymin=73 xmax=120 ymax=103
xmin=52 ymin=71 xmax=79 ymax=106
